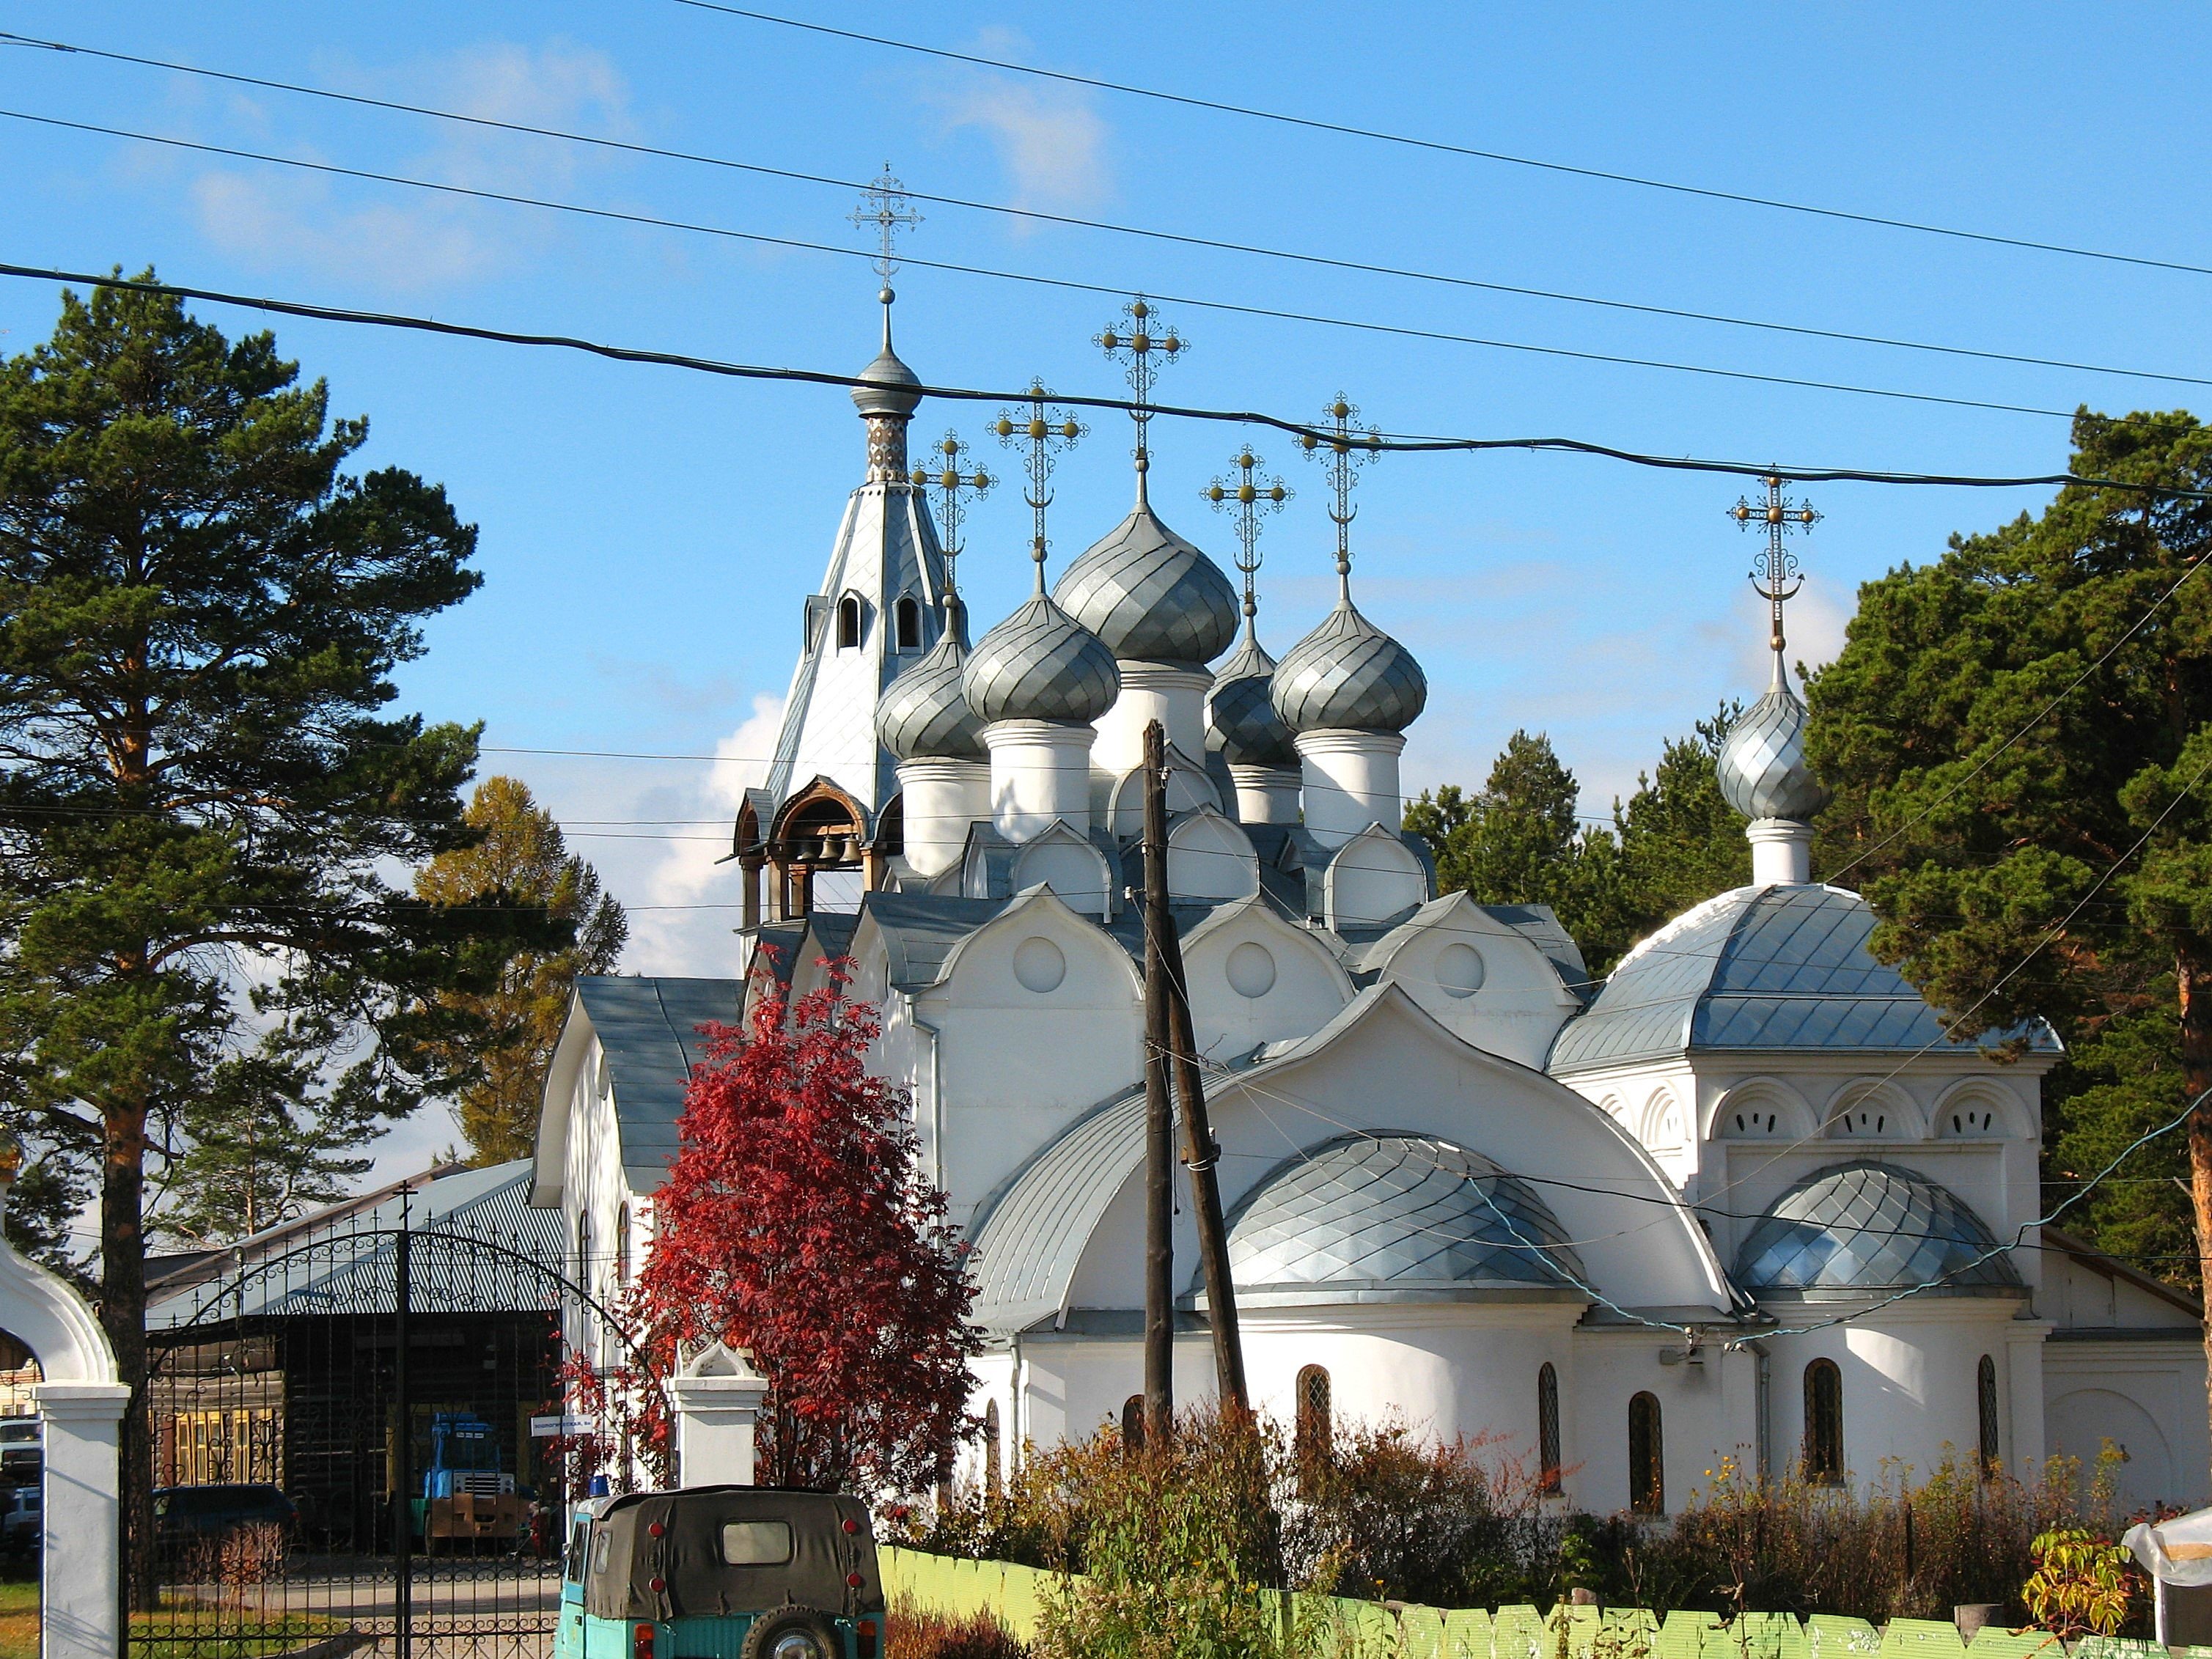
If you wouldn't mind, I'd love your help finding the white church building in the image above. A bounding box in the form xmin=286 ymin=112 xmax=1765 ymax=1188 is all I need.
xmin=529 ymin=300 xmax=2208 ymax=1517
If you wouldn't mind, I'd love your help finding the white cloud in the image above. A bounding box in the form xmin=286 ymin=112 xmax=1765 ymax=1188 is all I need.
xmin=926 ymin=31 xmax=1111 ymax=213
xmin=183 ymin=40 xmax=633 ymax=287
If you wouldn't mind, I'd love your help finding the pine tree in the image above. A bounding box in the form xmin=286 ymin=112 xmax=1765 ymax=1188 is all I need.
xmin=0 ymin=274 xmax=545 ymax=1593
xmin=415 ymin=776 xmax=628 ymax=1164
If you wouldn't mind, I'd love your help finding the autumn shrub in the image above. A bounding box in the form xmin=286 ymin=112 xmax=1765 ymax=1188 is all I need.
xmin=888 ymin=1599 xmax=1029 ymax=1659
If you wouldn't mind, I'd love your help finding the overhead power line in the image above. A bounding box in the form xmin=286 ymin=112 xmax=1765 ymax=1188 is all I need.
xmin=4 ymin=29 xmax=2205 ymax=394
xmin=672 ymin=2 xmax=2212 ymax=284
xmin=0 ymin=106 xmax=2133 ymax=422
xmin=4 ymin=262 xmax=2208 ymax=500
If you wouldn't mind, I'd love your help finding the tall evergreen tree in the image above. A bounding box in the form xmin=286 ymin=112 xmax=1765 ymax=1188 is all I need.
xmin=415 ymin=776 xmax=628 ymax=1164
xmin=1805 ymin=411 xmax=2212 ymax=1449
xmin=0 ymin=276 xmax=544 ymax=1589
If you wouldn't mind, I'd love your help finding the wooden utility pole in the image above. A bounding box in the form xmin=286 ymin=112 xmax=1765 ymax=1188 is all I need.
xmin=1142 ymin=721 xmax=1250 ymax=1417
xmin=1140 ymin=723 xmax=1177 ymax=1446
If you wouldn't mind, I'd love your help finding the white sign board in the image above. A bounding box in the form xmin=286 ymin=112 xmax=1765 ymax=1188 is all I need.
xmin=530 ymin=1414 xmax=595 ymax=1438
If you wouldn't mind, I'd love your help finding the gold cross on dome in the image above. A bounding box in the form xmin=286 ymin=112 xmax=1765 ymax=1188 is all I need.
xmin=911 ymin=430 xmax=993 ymax=597
xmin=850 ymin=163 xmax=922 ymax=300
xmin=1095 ymin=295 xmax=1188 ymax=482
xmin=1730 ymin=472 xmax=1819 ymax=656
xmin=1205 ymin=445 xmax=1291 ymax=623
xmin=993 ymin=381 xmax=1086 ymax=592
xmin=1299 ymin=394 xmax=1383 ymax=582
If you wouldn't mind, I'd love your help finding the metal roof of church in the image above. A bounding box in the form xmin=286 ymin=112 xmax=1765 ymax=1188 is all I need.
xmin=576 ymin=976 xmax=741 ymax=1184
xmin=1735 ymin=1160 xmax=2023 ymax=1298
xmin=1547 ymin=883 xmax=2061 ymax=1073
xmin=1216 ymin=1133 xmax=1588 ymax=1306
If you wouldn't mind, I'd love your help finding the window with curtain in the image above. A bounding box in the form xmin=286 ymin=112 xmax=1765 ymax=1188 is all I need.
xmin=1538 ymin=1363 xmax=1562 ymax=1493
xmin=1977 ymin=1355 xmax=2000 ymax=1476
xmin=983 ymin=1399 xmax=1002 ymax=1497
xmin=1628 ymin=1391 xmax=1664 ymax=1515
xmin=1803 ymin=1359 xmax=1843 ymax=1485
xmin=614 ymin=1203 xmax=630 ymax=1289
xmin=1296 ymin=1366 xmax=1332 ymax=1467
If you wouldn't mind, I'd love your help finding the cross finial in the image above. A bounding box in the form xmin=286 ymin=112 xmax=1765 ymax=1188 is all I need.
xmin=1095 ymin=295 xmax=1188 ymax=503
xmin=851 ymin=163 xmax=922 ymax=329
xmin=1205 ymin=444 xmax=1291 ymax=631
xmin=1298 ymin=394 xmax=1383 ymax=597
xmin=911 ymin=430 xmax=993 ymax=609
xmin=1730 ymin=471 xmax=1819 ymax=665
xmin=994 ymin=381 xmax=1085 ymax=596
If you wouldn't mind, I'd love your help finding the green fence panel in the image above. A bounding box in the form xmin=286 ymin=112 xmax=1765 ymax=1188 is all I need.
xmin=1805 ymin=1614 xmax=1881 ymax=1658
xmin=1960 ymin=1632 xmax=2057 ymax=1659
xmin=1878 ymin=1619 xmax=1966 ymax=1659
xmin=1493 ymin=1605 xmax=1548 ymax=1659
xmin=1730 ymin=1611 xmax=1812 ymax=1659
xmin=1656 ymin=1609 xmax=1725 ymax=1659
xmin=1441 ymin=1608 xmax=1495 ymax=1659
xmin=1399 ymin=1605 xmax=1449 ymax=1659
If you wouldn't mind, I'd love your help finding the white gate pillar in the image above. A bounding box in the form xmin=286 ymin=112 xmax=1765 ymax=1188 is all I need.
xmin=669 ymin=1343 xmax=768 ymax=1487
xmin=0 ymin=1144 xmax=125 ymax=1659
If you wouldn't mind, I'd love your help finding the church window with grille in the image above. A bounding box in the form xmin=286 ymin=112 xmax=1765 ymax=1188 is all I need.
xmin=983 ymin=1399 xmax=1002 ymax=1497
xmin=1628 ymin=1391 xmax=1663 ymax=1514
xmin=576 ymin=1210 xmax=591 ymax=1284
xmin=895 ymin=594 xmax=922 ymax=650
xmin=1803 ymin=1359 xmax=1843 ymax=1485
xmin=837 ymin=593 xmax=863 ymax=650
xmin=1537 ymin=1363 xmax=1562 ymax=1493
xmin=614 ymin=1203 xmax=631 ymax=1289
xmin=1121 ymin=1394 xmax=1144 ymax=1455
xmin=1977 ymin=1355 xmax=2000 ymax=1475
xmin=1296 ymin=1366 xmax=1332 ymax=1465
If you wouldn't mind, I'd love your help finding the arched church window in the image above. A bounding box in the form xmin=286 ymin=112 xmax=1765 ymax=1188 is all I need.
xmin=1121 ymin=1395 xmax=1144 ymax=1455
xmin=614 ymin=1203 xmax=630 ymax=1290
xmin=837 ymin=594 xmax=862 ymax=650
xmin=983 ymin=1399 xmax=1002 ymax=1498
xmin=1628 ymin=1392 xmax=1663 ymax=1515
xmin=1803 ymin=1359 xmax=1843 ymax=1485
xmin=576 ymin=1210 xmax=592 ymax=1285
xmin=1296 ymin=1365 xmax=1332 ymax=1466
xmin=1537 ymin=1363 xmax=1561 ymax=1493
xmin=894 ymin=594 xmax=922 ymax=650
xmin=1977 ymin=1355 xmax=2000 ymax=1476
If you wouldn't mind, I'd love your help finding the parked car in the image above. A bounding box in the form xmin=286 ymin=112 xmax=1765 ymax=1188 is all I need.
xmin=0 ymin=1485 xmax=37 ymax=1556
xmin=151 ymin=1484 xmax=298 ymax=1559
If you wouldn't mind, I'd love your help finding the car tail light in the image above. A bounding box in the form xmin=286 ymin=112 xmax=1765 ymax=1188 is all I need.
xmin=858 ymin=1620 xmax=878 ymax=1659
xmin=633 ymin=1624 xmax=655 ymax=1659
xmin=846 ymin=1572 xmax=863 ymax=1589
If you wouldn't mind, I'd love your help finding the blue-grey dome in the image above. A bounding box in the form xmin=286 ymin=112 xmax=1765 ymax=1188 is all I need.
xmin=1215 ymin=1133 xmax=1586 ymax=1305
xmin=962 ymin=592 xmax=1120 ymax=726
xmin=876 ymin=608 xmax=982 ymax=760
xmin=1206 ymin=627 xmax=1298 ymax=767
xmin=849 ymin=314 xmax=922 ymax=419
xmin=1271 ymin=596 xmax=1427 ymax=735
xmin=1735 ymin=1160 xmax=2022 ymax=1298
xmin=1053 ymin=496 xmax=1238 ymax=666
xmin=1719 ymin=659 xmax=1829 ymax=822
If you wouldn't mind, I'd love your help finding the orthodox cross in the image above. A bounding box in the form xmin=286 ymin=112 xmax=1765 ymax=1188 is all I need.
xmin=1205 ymin=445 xmax=1291 ymax=627
xmin=850 ymin=163 xmax=922 ymax=306
xmin=994 ymin=381 xmax=1086 ymax=592
xmin=1730 ymin=472 xmax=1818 ymax=657
xmin=1095 ymin=295 xmax=1187 ymax=485
xmin=912 ymin=431 xmax=992 ymax=601
xmin=1299 ymin=394 xmax=1383 ymax=586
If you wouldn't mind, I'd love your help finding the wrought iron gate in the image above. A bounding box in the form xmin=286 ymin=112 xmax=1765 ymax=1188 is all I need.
xmin=128 ymin=1174 xmax=650 ymax=1659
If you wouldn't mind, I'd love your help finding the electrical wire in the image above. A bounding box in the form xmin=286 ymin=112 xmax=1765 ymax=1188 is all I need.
xmin=6 ymin=29 xmax=2206 ymax=394
xmin=0 ymin=107 xmax=2155 ymax=424
xmin=674 ymin=1 xmax=2212 ymax=284
xmin=3 ymin=262 xmax=2210 ymax=496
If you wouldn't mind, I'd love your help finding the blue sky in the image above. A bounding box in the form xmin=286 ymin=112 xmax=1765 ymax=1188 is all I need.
xmin=4 ymin=3 xmax=2207 ymax=1179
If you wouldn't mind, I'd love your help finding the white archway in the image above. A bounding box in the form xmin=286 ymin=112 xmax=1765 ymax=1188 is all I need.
xmin=0 ymin=1168 xmax=126 ymax=1659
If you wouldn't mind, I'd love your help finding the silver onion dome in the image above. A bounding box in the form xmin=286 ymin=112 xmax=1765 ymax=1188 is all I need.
xmin=1271 ymin=595 xmax=1427 ymax=735
xmin=876 ymin=606 xmax=984 ymax=760
xmin=1053 ymin=489 xmax=1238 ymax=666
xmin=849 ymin=302 xmax=922 ymax=419
xmin=1719 ymin=655 xmax=1830 ymax=822
xmin=962 ymin=592 xmax=1120 ymax=726
xmin=1207 ymin=626 xmax=1297 ymax=767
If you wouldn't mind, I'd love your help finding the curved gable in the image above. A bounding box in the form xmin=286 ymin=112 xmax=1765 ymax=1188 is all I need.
xmin=1180 ymin=892 xmax=1354 ymax=1058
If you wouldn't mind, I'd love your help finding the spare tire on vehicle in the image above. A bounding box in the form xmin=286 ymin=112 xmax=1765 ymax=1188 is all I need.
xmin=741 ymin=1605 xmax=840 ymax=1659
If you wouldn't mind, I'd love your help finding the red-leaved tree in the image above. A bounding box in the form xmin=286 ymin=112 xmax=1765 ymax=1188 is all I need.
xmin=615 ymin=963 xmax=981 ymax=1493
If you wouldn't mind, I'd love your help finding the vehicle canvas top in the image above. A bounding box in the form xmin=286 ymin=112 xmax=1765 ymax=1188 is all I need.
xmin=586 ymin=1488 xmax=881 ymax=1622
